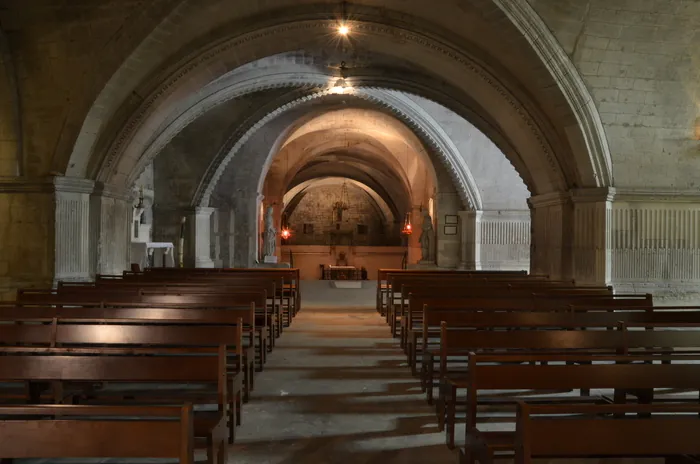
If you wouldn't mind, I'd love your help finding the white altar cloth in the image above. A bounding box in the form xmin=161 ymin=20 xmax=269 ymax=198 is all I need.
xmin=131 ymin=242 xmax=175 ymax=269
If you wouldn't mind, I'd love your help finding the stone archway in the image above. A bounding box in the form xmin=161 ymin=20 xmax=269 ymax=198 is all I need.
xmin=54 ymin=1 xmax=614 ymax=286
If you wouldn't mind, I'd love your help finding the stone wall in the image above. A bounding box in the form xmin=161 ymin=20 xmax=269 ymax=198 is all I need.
xmin=459 ymin=210 xmax=531 ymax=272
xmin=611 ymin=196 xmax=700 ymax=301
xmin=0 ymin=187 xmax=55 ymax=300
xmin=285 ymin=184 xmax=398 ymax=247
xmin=530 ymin=0 xmax=700 ymax=189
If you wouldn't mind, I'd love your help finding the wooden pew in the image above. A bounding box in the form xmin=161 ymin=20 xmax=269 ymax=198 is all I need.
xmin=0 ymin=404 xmax=195 ymax=463
xmin=0 ymin=303 xmax=261 ymax=397
xmin=390 ymin=283 xmax=613 ymax=338
xmin=135 ymin=267 xmax=301 ymax=316
xmin=507 ymin=403 xmax=700 ymax=464
xmin=440 ymin=328 xmax=700 ymax=449
xmin=405 ymin=294 xmax=655 ymax=373
xmin=15 ymin=290 xmax=271 ymax=367
xmin=460 ymin=355 xmax=700 ymax=462
xmin=402 ymin=292 xmax=653 ymax=353
xmin=376 ymin=269 xmax=529 ymax=314
xmin=0 ymin=319 xmax=246 ymax=444
xmin=0 ymin=347 xmax=229 ymax=464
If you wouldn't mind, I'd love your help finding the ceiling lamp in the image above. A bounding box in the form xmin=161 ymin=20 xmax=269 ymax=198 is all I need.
xmin=330 ymin=61 xmax=353 ymax=95
xmin=338 ymin=24 xmax=350 ymax=36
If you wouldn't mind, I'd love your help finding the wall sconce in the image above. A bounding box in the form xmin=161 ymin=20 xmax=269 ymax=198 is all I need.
xmin=401 ymin=212 xmax=413 ymax=235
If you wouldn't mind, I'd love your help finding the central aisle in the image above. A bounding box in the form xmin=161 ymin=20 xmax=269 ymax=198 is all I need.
xmin=230 ymin=282 xmax=456 ymax=463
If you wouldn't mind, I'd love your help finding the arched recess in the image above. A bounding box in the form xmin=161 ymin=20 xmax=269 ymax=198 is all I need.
xmin=64 ymin=12 xmax=615 ymax=200
xmin=63 ymin=2 xmax=613 ymax=196
xmin=193 ymin=86 xmax=483 ymax=210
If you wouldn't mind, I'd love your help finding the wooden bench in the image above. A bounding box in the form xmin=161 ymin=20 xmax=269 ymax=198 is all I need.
xmin=0 ymin=303 xmax=264 ymax=396
xmin=0 ymin=404 xmax=195 ymax=463
xmin=391 ymin=284 xmax=613 ymax=338
xmin=405 ymin=294 xmax=655 ymax=372
xmin=439 ymin=327 xmax=700 ymax=449
xmin=130 ymin=267 xmax=301 ymax=316
xmin=460 ymin=356 xmax=700 ymax=462
xmin=15 ymin=290 xmax=271 ymax=367
xmin=0 ymin=347 xmax=230 ymax=464
xmin=505 ymin=403 xmax=700 ymax=464
xmin=376 ymin=269 xmax=529 ymax=315
xmin=0 ymin=318 xmax=246 ymax=444
xmin=403 ymin=292 xmax=653 ymax=354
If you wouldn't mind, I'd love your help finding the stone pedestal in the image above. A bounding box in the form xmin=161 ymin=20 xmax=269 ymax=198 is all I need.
xmin=188 ymin=207 xmax=215 ymax=268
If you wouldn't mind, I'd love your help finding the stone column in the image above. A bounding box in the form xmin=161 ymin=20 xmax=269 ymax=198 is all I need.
xmin=527 ymin=193 xmax=572 ymax=281
xmin=407 ymin=206 xmax=423 ymax=264
xmin=570 ymin=188 xmax=614 ymax=286
xmin=54 ymin=177 xmax=94 ymax=283
xmin=188 ymin=207 xmax=215 ymax=268
xmin=458 ymin=210 xmax=481 ymax=270
xmin=436 ymin=191 xmax=461 ymax=268
xmin=0 ymin=178 xmax=56 ymax=299
xmin=90 ymin=182 xmax=132 ymax=277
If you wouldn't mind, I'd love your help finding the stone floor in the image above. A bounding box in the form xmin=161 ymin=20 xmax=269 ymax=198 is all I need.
xmin=229 ymin=280 xmax=458 ymax=463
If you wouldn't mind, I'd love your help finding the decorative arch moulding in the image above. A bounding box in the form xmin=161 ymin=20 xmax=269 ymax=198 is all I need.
xmin=194 ymin=87 xmax=483 ymax=213
xmin=94 ymin=16 xmax=591 ymax=198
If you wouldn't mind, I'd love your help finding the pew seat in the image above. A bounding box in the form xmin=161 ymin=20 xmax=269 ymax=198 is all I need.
xmin=0 ymin=404 xmax=196 ymax=463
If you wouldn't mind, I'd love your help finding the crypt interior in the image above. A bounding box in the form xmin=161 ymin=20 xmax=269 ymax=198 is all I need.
xmin=2 ymin=0 xmax=698 ymax=301
xmin=1 ymin=1 xmax=700 ymax=463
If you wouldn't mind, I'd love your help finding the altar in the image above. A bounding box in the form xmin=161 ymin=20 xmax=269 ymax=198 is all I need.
xmin=324 ymin=265 xmax=361 ymax=280
xmin=131 ymin=242 xmax=175 ymax=270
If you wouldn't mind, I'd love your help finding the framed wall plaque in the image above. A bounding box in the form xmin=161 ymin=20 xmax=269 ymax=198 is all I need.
xmin=444 ymin=225 xmax=458 ymax=235
xmin=445 ymin=215 xmax=458 ymax=225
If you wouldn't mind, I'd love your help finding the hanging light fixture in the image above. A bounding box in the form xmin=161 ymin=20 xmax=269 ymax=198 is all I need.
xmin=401 ymin=212 xmax=413 ymax=235
xmin=330 ymin=61 xmax=353 ymax=95
xmin=337 ymin=1 xmax=350 ymax=36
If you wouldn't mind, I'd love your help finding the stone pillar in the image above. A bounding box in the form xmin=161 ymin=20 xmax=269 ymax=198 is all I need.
xmin=230 ymin=192 xmax=262 ymax=267
xmin=54 ymin=177 xmax=94 ymax=283
xmin=570 ymin=188 xmax=614 ymax=286
xmin=211 ymin=209 xmax=222 ymax=268
xmin=436 ymin=191 xmax=461 ymax=268
xmin=407 ymin=205 xmax=423 ymax=264
xmin=458 ymin=210 xmax=481 ymax=270
xmin=188 ymin=207 xmax=215 ymax=268
xmin=90 ymin=182 xmax=132 ymax=277
xmin=0 ymin=178 xmax=56 ymax=299
xmin=527 ymin=193 xmax=572 ymax=281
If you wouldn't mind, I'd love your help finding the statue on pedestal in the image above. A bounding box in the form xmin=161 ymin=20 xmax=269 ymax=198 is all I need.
xmin=263 ymin=206 xmax=277 ymax=258
xmin=419 ymin=209 xmax=434 ymax=262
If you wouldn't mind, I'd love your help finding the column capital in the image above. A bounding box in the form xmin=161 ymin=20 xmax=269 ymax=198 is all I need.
xmin=92 ymin=182 xmax=132 ymax=201
xmin=527 ymin=192 xmax=570 ymax=209
xmin=0 ymin=176 xmax=95 ymax=194
xmin=53 ymin=176 xmax=95 ymax=194
xmin=191 ymin=206 xmax=216 ymax=217
xmin=570 ymin=187 xmax=616 ymax=204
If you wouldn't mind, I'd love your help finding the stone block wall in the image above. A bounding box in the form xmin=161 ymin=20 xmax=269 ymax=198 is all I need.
xmin=530 ymin=0 xmax=700 ymax=189
xmin=286 ymin=184 xmax=398 ymax=247
xmin=0 ymin=189 xmax=54 ymax=300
